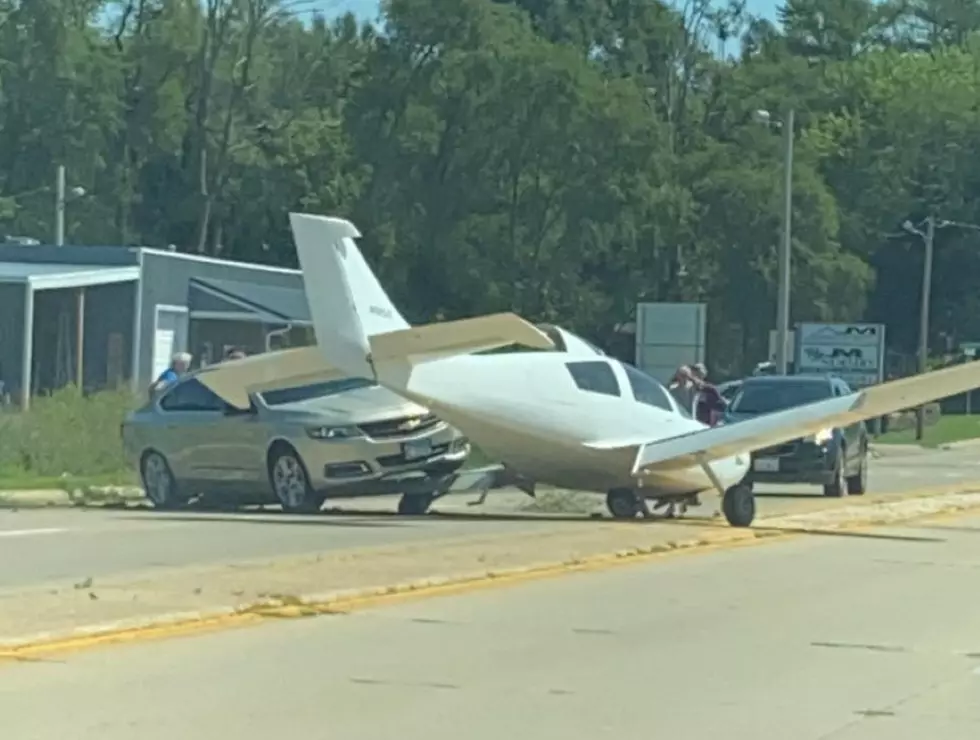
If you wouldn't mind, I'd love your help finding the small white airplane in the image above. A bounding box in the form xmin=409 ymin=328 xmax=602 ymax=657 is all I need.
xmin=199 ymin=212 xmax=980 ymax=527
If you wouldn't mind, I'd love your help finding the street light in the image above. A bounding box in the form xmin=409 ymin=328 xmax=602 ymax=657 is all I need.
xmin=754 ymin=108 xmax=795 ymax=374
xmin=55 ymin=164 xmax=86 ymax=246
xmin=1 ymin=165 xmax=85 ymax=246
xmin=901 ymin=216 xmax=980 ymax=440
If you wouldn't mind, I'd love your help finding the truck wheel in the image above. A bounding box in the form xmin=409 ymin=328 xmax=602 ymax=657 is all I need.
xmin=846 ymin=450 xmax=868 ymax=496
xmin=823 ymin=454 xmax=846 ymax=498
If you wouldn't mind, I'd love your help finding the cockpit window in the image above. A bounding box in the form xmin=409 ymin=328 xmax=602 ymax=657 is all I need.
xmin=565 ymin=360 xmax=621 ymax=397
xmin=622 ymin=363 xmax=675 ymax=411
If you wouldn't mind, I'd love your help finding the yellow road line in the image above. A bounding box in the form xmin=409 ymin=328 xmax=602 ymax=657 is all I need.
xmin=3 ymin=483 xmax=980 ymax=664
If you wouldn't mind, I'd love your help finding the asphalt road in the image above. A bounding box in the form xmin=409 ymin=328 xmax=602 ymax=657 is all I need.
xmin=0 ymin=447 xmax=978 ymax=591
xmin=3 ymin=508 xmax=980 ymax=738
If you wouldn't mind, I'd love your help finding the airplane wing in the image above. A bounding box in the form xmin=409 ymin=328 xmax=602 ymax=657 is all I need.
xmin=584 ymin=362 xmax=980 ymax=474
xmin=196 ymin=347 xmax=346 ymax=408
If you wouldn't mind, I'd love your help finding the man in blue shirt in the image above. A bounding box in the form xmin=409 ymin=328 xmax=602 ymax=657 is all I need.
xmin=150 ymin=352 xmax=192 ymax=398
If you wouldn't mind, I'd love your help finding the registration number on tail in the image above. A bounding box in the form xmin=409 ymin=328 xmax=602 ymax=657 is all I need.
xmin=402 ymin=439 xmax=433 ymax=461
xmin=753 ymin=457 xmax=780 ymax=473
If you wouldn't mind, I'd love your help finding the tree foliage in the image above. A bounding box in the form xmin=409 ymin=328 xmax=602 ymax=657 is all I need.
xmin=3 ymin=0 xmax=980 ymax=370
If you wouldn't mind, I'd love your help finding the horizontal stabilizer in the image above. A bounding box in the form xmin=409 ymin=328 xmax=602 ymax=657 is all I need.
xmin=370 ymin=313 xmax=555 ymax=365
xmin=196 ymin=347 xmax=344 ymax=408
xmin=585 ymin=361 xmax=980 ymax=475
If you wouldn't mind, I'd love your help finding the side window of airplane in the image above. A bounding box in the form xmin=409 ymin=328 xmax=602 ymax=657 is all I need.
xmin=622 ymin=363 xmax=674 ymax=411
xmin=565 ymin=360 xmax=621 ymax=397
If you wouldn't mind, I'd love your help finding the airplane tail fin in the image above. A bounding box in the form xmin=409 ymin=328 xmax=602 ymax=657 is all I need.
xmin=290 ymin=213 xmax=410 ymax=380
xmin=290 ymin=213 xmax=554 ymax=382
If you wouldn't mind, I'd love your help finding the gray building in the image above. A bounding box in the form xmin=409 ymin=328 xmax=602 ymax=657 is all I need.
xmin=0 ymin=244 xmax=313 ymax=408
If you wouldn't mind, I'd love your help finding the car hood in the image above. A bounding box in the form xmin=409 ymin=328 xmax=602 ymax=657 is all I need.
xmin=263 ymin=385 xmax=430 ymax=424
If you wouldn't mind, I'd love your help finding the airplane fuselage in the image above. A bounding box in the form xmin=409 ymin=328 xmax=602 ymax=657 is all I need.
xmin=378 ymin=350 xmax=750 ymax=498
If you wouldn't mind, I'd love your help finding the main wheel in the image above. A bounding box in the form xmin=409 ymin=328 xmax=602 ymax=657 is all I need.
xmin=722 ymin=483 xmax=755 ymax=527
xmin=606 ymin=488 xmax=640 ymax=520
xmin=397 ymin=493 xmax=434 ymax=515
xmin=140 ymin=450 xmax=188 ymax=510
xmin=268 ymin=444 xmax=325 ymax=514
xmin=846 ymin=449 xmax=868 ymax=496
xmin=823 ymin=452 xmax=846 ymax=498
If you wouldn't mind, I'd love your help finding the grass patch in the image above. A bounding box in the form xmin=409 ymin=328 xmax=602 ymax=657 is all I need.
xmin=0 ymin=386 xmax=138 ymax=490
xmin=875 ymin=415 xmax=980 ymax=447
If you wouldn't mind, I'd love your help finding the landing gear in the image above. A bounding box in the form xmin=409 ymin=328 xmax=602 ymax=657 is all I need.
xmin=606 ymin=488 xmax=642 ymax=519
xmin=722 ymin=483 xmax=755 ymax=528
xmin=397 ymin=492 xmax=434 ymax=516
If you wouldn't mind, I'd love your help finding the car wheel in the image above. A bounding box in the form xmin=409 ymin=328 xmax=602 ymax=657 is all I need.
xmin=846 ymin=446 xmax=868 ymax=496
xmin=823 ymin=452 xmax=846 ymax=498
xmin=268 ymin=444 xmax=325 ymax=514
xmin=397 ymin=493 xmax=434 ymax=515
xmin=140 ymin=451 xmax=187 ymax=510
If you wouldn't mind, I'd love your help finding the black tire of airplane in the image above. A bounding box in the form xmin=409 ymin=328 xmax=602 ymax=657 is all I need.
xmin=606 ymin=488 xmax=640 ymax=519
xmin=722 ymin=483 xmax=755 ymax=527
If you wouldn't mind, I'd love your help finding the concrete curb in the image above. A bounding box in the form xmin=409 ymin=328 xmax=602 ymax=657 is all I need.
xmin=3 ymin=488 xmax=980 ymax=661
xmin=0 ymin=488 xmax=145 ymax=509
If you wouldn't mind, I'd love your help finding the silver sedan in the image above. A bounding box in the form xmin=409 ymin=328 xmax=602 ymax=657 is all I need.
xmin=122 ymin=375 xmax=470 ymax=514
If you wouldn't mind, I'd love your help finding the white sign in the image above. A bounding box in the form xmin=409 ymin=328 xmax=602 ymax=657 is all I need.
xmin=634 ymin=302 xmax=707 ymax=383
xmin=795 ymin=323 xmax=886 ymax=389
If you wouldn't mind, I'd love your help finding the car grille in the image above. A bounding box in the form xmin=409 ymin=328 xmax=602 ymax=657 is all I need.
xmin=358 ymin=413 xmax=440 ymax=439
xmin=756 ymin=442 xmax=798 ymax=456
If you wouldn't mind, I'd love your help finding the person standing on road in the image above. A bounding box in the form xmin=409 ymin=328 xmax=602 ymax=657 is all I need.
xmin=149 ymin=352 xmax=192 ymax=398
xmin=691 ymin=363 xmax=726 ymax=426
xmin=668 ymin=365 xmax=698 ymax=416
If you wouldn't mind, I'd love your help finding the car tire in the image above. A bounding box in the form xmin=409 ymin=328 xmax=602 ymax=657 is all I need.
xmin=846 ymin=446 xmax=868 ymax=496
xmin=823 ymin=452 xmax=846 ymax=498
xmin=140 ymin=450 xmax=188 ymax=510
xmin=268 ymin=444 xmax=325 ymax=514
xmin=397 ymin=493 xmax=434 ymax=515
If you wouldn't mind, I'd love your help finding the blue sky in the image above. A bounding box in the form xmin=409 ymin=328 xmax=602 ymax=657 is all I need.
xmin=324 ymin=0 xmax=781 ymax=24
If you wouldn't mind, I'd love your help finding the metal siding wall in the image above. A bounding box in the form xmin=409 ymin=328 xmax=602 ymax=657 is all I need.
xmin=0 ymin=283 xmax=25 ymax=398
xmin=137 ymin=252 xmax=305 ymax=387
xmin=84 ymin=282 xmax=136 ymax=389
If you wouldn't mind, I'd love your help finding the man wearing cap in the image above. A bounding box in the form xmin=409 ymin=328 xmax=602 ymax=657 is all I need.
xmin=149 ymin=352 xmax=192 ymax=398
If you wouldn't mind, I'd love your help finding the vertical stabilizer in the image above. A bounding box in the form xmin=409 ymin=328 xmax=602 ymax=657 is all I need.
xmin=289 ymin=213 xmax=409 ymax=380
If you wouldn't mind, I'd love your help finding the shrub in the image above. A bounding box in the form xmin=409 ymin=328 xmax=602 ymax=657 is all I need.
xmin=0 ymin=387 xmax=138 ymax=479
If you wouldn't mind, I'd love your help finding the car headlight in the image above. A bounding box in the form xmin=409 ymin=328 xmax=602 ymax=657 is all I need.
xmin=808 ymin=427 xmax=834 ymax=445
xmin=306 ymin=425 xmax=361 ymax=440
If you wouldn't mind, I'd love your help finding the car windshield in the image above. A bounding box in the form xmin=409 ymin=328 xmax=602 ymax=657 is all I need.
xmin=730 ymin=379 xmax=832 ymax=414
xmin=258 ymin=377 xmax=377 ymax=406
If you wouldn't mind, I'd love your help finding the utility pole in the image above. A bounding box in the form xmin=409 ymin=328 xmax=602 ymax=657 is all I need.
xmin=775 ymin=108 xmax=795 ymax=375
xmin=55 ymin=164 xmax=65 ymax=247
xmin=900 ymin=215 xmax=980 ymax=440
xmin=915 ymin=216 xmax=934 ymax=441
